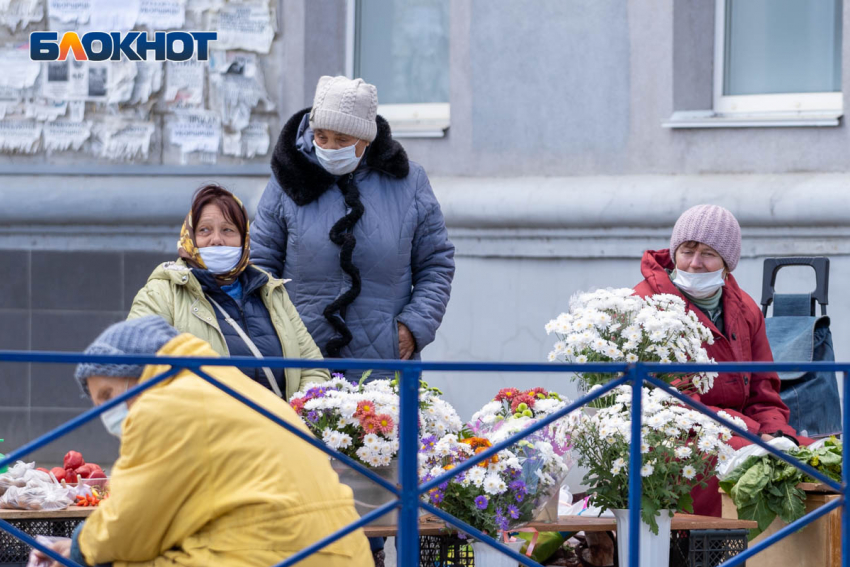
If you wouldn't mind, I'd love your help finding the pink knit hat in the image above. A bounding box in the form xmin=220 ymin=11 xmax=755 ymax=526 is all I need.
xmin=670 ymin=205 xmax=741 ymax=271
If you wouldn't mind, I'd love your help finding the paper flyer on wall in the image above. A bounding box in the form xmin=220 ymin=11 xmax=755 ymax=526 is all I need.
xmin=25 ymin=101 xmax=67 ymax=121
xmin=0 ymin=120 xmax=42 ymax=153
xmin=47 ymin=0 xmax=92 ymax=26
xmin=42 ymin=60 xmax=137 ymax=104
xmin=208 ymin=51 xmax=273 ymax=131
xmin=68 ymin=101 xmax=85 ymax=122
xmin=167 ymin=110 xmax=221 ymax=162
xmin=164 ymin=59 xmax=204 ymax=107
xmin=208 ymin=1 xmax=275 ymax=53
xmin=88 ymin=0 xmax=140 ymax=32
xmin=96 ymin=120 xmax=155 ymax=160
xmin=186 ymin=0 xmax=222 ymax=12
xmin=0 ymin=46 xmax=41 ymax=99
xmin=129 ymin=61 xmax=164 ymax=105
xmin=43 ymin=120 xmax=91 ymax=151
xmin=222 ymin=120 xmax=268 ymax=158
xmin=137 ymin=0 xmax=186 ymax=30
xmin=1 ymin=0 xmax=44 ymax=32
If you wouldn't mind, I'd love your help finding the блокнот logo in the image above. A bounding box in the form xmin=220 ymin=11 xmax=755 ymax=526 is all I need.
xmin=29 ymin=31 xmax=217 ymax=62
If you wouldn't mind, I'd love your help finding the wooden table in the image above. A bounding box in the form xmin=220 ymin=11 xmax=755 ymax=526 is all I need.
xmin=0 ymin=506 xmax=93 ymax=520
xmin=362 ymin=513 xmax=757 ymax=537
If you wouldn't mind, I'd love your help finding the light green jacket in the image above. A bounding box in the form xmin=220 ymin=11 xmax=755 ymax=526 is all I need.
xmin=127 ymin=260 xmax=329 ymax=399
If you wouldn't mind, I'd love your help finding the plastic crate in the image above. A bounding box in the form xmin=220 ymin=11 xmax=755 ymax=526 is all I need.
xmin=0 ymin=518 xmax=84 ymax=566
xmin=670 ymin=529 xmax=748 ymax=567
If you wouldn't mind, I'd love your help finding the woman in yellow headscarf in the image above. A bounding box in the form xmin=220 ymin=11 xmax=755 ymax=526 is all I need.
xmin=128 ymin=184 xmax=329 ymax=399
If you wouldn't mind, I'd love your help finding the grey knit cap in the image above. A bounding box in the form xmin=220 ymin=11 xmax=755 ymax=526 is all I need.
xmin=309 ymin=76 xmax=378 ymax=142
xmin=75 ymin=316 xmax=180 ymax=397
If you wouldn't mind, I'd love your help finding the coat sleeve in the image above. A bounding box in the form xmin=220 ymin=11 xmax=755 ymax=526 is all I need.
xmin=741 ymin=313 xmax=799 ymax=437
xmin=279 ymin=286 xmax=330 ymax=388
xmin=396 ymin=170 xmax=455 ymax=352
xmin=249 ymin=178 xmax=289 ymax=279
xmin=126 ymin=279 xmax=175 ymax=325
xmin=78 ymin=394 xmax=209 ymax=564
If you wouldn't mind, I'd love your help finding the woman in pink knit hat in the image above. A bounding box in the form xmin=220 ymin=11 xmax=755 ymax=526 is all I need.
xmin=634 ymin=204 xmax=811 ymax=517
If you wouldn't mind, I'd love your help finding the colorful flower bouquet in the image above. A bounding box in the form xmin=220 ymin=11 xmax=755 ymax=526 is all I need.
xmin=570 ymin=385 xmax=746 ymax=534
xmin=419 ymin=388 xmax=573 ymax=537
xmin=290 ymin=373 xmax=462 ymax=467
xmin=546 ymin=289 xmax=718 ymax=405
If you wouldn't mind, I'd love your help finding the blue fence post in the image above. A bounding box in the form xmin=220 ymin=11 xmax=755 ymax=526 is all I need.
xmin=397 ymin=366 xmax=420 ymax=566
xmin=628 ymin=365 xmax=643 ymax=567
xmin=843 ymin=370 xmax=850 ymax=567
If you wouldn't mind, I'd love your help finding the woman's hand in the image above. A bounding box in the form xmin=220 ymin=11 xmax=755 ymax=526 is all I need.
xmin=760 ymin=433 xmax=776 ymax=442
xmin=398 ymin=322 xmax=416 ymax=360
xmin=30 ymin=538 xmax=71 ymax=567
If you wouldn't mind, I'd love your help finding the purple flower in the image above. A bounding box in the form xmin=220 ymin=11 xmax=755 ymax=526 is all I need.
xmin=306 ymin=411 xmax=319 ymax=422
xmin=508 ymin=505 xmax=520 ymax=519
xmin=420 ymin=435 xmax=437 ymax=452
xmin=306 ymin=387 xmax=327 ymax=398
xmin=509 ymin=480 xmax=527 ymax=502
xmin=429 ymin=489 xmax=444 ymax=504
xmin=331 ymin=372 xmax=345 ymax=380
xmin=495 ymin=509 xmax=509 ymax=531
xmin=475 ymin=495 xmax=489 ymax=510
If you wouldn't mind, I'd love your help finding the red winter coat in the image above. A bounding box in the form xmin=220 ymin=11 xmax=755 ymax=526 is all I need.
xmin=634 ymin=249 xmax=810 ymax=515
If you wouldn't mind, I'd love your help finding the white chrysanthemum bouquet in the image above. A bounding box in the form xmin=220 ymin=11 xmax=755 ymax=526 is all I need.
xmin=571 ymin=385 xmax=747 ymax=533
xmin=290 ymin=373 xmax=463 ymax=467
xmin=546 ymin=289 xmax=718 ymax=402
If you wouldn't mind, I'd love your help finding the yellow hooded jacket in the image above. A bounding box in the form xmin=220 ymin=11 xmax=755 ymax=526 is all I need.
xmin=78 ymin=333 xmax=372 ymax=567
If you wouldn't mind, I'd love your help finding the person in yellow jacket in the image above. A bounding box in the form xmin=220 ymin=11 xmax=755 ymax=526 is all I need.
xmin=33 ymin=316 xmax=372 ymax=567
xmin=128 ymin=184 xmax=329 ymax=400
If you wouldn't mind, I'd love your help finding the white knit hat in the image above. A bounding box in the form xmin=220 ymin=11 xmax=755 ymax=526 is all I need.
xmin=309 ymin=76 xmax=379 ymax=143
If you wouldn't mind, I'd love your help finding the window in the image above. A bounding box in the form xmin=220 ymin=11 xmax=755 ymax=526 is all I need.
xmin=714 ymin=0 xmax=843 ymax=115
xmin=346 ymin=0 xmax=450 ymax=137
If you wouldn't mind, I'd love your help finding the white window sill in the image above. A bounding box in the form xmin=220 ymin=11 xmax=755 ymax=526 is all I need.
xmin=379 ymin=103 xmax=450 ymax=138
xmin=662 ymin=110 xmax=843 ymax=129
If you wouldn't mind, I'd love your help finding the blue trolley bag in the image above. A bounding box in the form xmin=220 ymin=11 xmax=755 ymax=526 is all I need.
xmin=760 ymin=257 xmax=841 ymax=438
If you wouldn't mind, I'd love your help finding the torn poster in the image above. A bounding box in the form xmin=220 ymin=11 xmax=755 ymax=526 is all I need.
xmin=0 ymin=47 xmax=41 ymax=99
xmin=208 ymin=1 xmax=275 ymax=53
xmin=41 ymin=60 xmax=136 ymax=103
xmin=186 ymin=0 xmax=222 ymax=12
xmin=68 ymin=101 xmax=85 ymax=122
xmin=137 ymin=0 xmax=186 ymax=30
xmin=97 ymin=120 xmax=155 ymax=160
xmin=222 ymin=121 xmax=269 ymax=158
xmin=47 ymin=0 xmax=91 ymax=25
xmin=168 ymin=110 xmax=221 ymax=162
xmin=25 ymin=100 xmax=67 ymax=121
xmin=164 ymin=59 xmax=204 ymax=108
xmin=1 ymin=0 xmax=44 ymax=32
xmin=129 ymin=61 xmax=163 ymax=105
xmin=43 ymin=120 xmax=91 ymax=151
xmin=88 ymin=0 xmax=139 ymax=32
xmin=208 ymin=51 xmax=273 ymax=131
xmin=0 ymin=120 xmax=42 ymax=153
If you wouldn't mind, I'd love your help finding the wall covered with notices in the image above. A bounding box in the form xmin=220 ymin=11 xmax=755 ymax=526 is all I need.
xmin=0 ymin=0 xmax=282 ymax=167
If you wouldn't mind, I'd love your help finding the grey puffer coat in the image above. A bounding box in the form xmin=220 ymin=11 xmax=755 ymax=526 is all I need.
xmin=251 ymin=108 xmax=455 ymax=378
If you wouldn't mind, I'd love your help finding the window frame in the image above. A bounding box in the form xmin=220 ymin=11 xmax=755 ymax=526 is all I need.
xmin=712 ymin=0 xmax=843 ymax=115
xmin=344 ymin=0 xmax=450 ymax=138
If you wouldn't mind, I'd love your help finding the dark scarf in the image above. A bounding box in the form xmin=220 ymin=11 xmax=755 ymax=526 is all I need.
xmin=270 ymin=108 xmax=410 ymax=356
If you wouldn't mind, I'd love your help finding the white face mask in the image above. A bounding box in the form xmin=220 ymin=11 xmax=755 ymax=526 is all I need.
xmin=313 ymin=140 xmax=363 ymax=176
xmin=672 ymin=268 xmax=726 ymax=299
xmin=100 ymin=378 xmax=130 ymax=438
xmin=199 ymin=246 xmax=242 ymax=274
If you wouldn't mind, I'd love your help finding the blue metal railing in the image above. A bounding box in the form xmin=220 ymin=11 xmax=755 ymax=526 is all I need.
xmin=0 ymin=351 xmax=846 ymax=567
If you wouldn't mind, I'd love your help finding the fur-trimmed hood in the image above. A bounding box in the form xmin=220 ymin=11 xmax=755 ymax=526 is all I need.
xmin=270 ymin=107 xmax=410 ymax=207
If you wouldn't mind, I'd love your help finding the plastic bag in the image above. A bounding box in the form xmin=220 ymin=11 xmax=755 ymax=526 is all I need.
xmin=716 ymin=437 xmax=798 ymax=481
xmin=26 ymin=536 xmax=69 ymax=567
xmin=0 ymin=481 xmax=74 ymax=511
xmin=0 ymin=461 xmax=36 ymax=494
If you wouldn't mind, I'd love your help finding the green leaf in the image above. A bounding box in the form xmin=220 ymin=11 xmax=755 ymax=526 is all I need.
xmin=730 ymin=461 xmax=772 ymax=506
xmin=357 ymin=370 xmax=373 ymax=388
xmin=738 ymin=498 xmax=777 ymax=540
xmin=677 ymin=493 xmax=694 ymax=514
xmin=775 ymin=483 xmax=806 ymax=524
xmin=721 ymin=455 xmax=763 ymax=491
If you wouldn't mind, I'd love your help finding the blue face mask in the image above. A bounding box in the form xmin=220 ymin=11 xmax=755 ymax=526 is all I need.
xmin=313 ymin=140 xmax=363 ymax=175
xmin=199 ymin=246 xmax=242 ymax=274
xmin=100 ymin=379 xmax=130 ymax=438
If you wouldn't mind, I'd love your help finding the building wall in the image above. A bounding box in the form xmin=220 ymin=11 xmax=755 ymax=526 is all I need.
xmin=2 ymin=0 xmax=849 ymax=461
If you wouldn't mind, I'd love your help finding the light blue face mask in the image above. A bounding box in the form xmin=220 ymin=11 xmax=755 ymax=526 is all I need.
xmin=199 ymin=245 xmax=242 ymax=274
xmin=101 ymin=379 xmax=130 ymax=438
xmin=313 ymin=140 xmax=363 ymax=175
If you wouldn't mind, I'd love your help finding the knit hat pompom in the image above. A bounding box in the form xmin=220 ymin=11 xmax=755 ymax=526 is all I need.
xmin=670 ymin=204 xmax=742 ymax=271
xmin=309 ymin=76 xmax=378 ymax=142
xmin=75 ymin=316 xmax=180 ymax=397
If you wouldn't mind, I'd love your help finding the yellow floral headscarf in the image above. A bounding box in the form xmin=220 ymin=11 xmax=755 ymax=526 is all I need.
xmin=177 ymin=190 xmax=251 ymax=284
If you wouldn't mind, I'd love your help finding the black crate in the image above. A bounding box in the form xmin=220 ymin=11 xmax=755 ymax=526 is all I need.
xmin=420 ymin=534 xmax=474 ymax=566
xmin=670 ymin=529 xmax=748 ymax=567
xmin=0 ymin=518 xmax=84 ymax=566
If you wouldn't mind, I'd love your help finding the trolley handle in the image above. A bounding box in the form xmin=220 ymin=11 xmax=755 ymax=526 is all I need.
xmin=760 ymin=257 xmax=829 ymax=317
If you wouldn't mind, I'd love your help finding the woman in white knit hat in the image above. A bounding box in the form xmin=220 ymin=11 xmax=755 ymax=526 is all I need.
xmin=251 ymin=76 xmax=455 ymax=375
xmin=634 ymin=204 xmax=810 ymax=518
